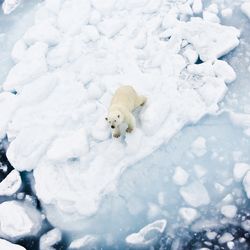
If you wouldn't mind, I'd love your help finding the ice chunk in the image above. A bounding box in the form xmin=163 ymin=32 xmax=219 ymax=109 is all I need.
xmin=221 ymin=8 xmax=233 ymax=18
xmin=180 ymin=181 xmax=210 ymax=207
xmin=206 ymin=4 xmax=219 ymax=14
xmin=143 ymin=0 xmax=162 ymax=14
xmin=233 ymin=162 xmax=250 ymax=182
xmin=172 ymin=166 xmax=189 ymax=186
xmin=193 ymin=164 xmax=207 ymax=178
xmin=23 ymin=21 xmax=60 ymax=46
xmin=218 ymin=233 xmax=234 ymax=244
xmin=46 ymin=128 xmax=89 ymax=162
xmin=243 ymin=171 xmax=250 ymax=198
xmin=3 ymin=42 xmax=48 ymax=91
xmin=0 ymin=92 xmax=17 ymax=139
xmin=241 ymin=220 xmax=250 ymax=231
xmin=203 ymin=11 xmax=220 ymax=24
xmin=11 ymin=39 xmax=27 ymax=63
xmin=180 ymin=18 xmax=240 ymax=61
xmin=91 ymin=0 xmax=116 ymax=14
xmin=0 ymin=201 xmax=42 ymax=240
xmin=40 ymin=228 xmax=62 ymax=250
xmin=192 ymin=0 xmax=202 ymax=14
xmin=241 ymin=2 xmax=250 ymax=19
xmin=98 ymin=18 xmax=126 ymax=38
xmin=191 ymin=137 xmax=207 ymax=157
xmin=69 ymin=235 xmax=99 ymax=249
xmin=213 ymin=60 xmax=236 ymax=84
xmin=220 ymin=205 xmax=237 ymax=218
xmin=0 ymin=170 xmax=22 ymax=196
xmin=2 ymin=0 xmax=21 ymax=14
xmin=179 ymin=207 xmax=199 ymax=224
xmin=125 ymin=220 xmax=167 ymax=248
xmin=0 ymin=239 xmax=26 ymax=250
xmin=229 ymin=112 xmax=250 ymax=128
xmin=57 ymin=0 xmax=91 ymax=34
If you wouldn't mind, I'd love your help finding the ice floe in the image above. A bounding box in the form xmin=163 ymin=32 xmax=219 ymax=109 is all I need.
xmin=2 ymin=0 xmax=22 ymax=14
xmin=125 ymin=219 xmax=167 ymax=248
xmin=0 ymin=169 xmax=22 ymax=196
xmin=0 ymin=200 xmax=42 ymax=240
xmin=0 ymin=239 xmax=26 ymax=250
xmin=39 ymin=228 xmax=62 ymax=250
xmin=0 ymin=0 xmax=240 ymax=231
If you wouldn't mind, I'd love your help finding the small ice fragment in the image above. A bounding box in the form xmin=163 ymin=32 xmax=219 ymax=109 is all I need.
xmin=180 ymin=181 xmax=210 ymax=207
xmin=179 ymin=207 xmax=199 ymax=224
xmin=221 ymin=8 xmax=233 ymax=18
xmin=69 ymin=235 xmax=99 ymax=249
xmin=218 ymin=233 xmax=234 ymax=244
xmin=207 ymin=4 xmax=219 ymax=14
xmin=172 ymin=166 xmax=189 ymax=186
xmin=241 ymin=219 xmax=250 ymax=231
xmin=220 ymin=205 xmax=237 ymax=218
xmin=227 ymin=241 xmax=235 ymax=250
xmin=193 ymin=164 xmax=207 ymax=178
xmin=126 ymin=220 xmax=167 ymax=248
xmin=241 ymin=2 xmax=250 ymax=19
xmin=243 ymin=171 xmax=250 ymax=198
xmin=192 ymin=0 xmax=203 ymax=14
xmin=203 ymin=11 xmax=220 ymax=23
xmin=40 ymin=228 xmax=62 ymax=250
xmin=0 ymin=170 xmax=22 ymax=196
xmin=2 ymin=0 xmax=21 ymax=14
xmin=0 ymin=239 xmax=26 ymax=250
xmin=206 ymin=231 xmax=217 ymax=240
xmin=191 ymin=137 xmax=207 ymax=157
xmin=233 ymin=162 xmax=250 ymax=181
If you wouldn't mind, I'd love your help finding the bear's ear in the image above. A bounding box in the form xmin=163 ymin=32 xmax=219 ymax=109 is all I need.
xmin=117 ymin=115 xmax=120 ymax=118
xmin=105 ymin=117 xmax=108 ymax=121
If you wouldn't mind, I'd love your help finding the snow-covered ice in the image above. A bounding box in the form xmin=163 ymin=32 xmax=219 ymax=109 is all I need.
xmin=0 ymin=0 xmax=240 ymax=231
xmin=0 ymin=0 xmax=250 ymax=248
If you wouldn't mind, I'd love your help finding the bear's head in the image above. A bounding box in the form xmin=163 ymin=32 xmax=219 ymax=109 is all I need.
xmin=105 ymin=110 xmax=124 ymax=130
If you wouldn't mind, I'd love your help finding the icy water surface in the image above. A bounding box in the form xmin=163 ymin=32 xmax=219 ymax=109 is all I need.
xmin=0 ymin=0 xmax=250 ymax=249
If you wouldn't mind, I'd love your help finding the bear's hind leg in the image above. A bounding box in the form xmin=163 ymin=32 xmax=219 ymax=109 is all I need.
xmin=136 ymin=95 xmax=147 ymax=107
xmin=126 ymin=113 xmax=136 ymax=133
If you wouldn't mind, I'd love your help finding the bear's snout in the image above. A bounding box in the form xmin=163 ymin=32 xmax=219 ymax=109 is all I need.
xmin=111 ymin=125 xmax=115 ymax=129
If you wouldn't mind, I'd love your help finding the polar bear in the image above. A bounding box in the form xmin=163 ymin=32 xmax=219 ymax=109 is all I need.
xmin=105 ymin=85 xmax=147 ymax=138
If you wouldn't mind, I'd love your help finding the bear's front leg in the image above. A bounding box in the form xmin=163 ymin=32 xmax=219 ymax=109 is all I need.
xmin=112 ymin=127 xmax=121 ymax=138
xmin=126 ymin=113 xmax=136 ymax=133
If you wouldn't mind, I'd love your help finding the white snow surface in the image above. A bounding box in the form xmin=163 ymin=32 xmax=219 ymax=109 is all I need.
xmin=0 ymin=169 xmax=22 ymax=196
xmin=0 ymin=201 xmax=42 ymax=240
xmin=0 ymin=0 xmax=240 ymax=229
xmin=0 ymin=239 xmax=26 ymax=250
